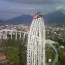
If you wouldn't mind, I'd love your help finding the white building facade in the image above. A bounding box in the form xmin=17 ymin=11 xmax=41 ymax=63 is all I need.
xmin=27 ymin=13 xmax=46 ymax=65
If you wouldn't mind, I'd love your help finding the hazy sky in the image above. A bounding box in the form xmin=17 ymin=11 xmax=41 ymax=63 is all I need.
xmin=0 ymin=0 xmax=65 ymax=20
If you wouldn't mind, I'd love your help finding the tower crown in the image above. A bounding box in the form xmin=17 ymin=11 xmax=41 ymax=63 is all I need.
xmin=32 ymin=12 xmax=42 ymax=19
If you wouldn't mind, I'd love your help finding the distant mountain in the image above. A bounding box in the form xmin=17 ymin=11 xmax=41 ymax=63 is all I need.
xmin=5 ymin=15 xmax=32 ymax=25
xmin=44 ymin=11 xmax=65 ymax=24
xmin=5 ymin=11 xmax=65 ymax=25
xmin=0 ymin=20 xmax=4 ymax=25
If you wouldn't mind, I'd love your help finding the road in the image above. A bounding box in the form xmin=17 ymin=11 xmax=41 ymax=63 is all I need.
xmin=47 ymin=43 xmax=58 ymax=65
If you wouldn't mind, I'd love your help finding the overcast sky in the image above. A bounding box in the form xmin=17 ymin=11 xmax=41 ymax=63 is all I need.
xmin=0 ymin=0 xmax=65 ymax=20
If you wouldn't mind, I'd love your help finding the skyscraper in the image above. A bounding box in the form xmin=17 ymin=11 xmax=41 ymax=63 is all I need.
xmin=27 ymin=12 xmax=46 ymax=65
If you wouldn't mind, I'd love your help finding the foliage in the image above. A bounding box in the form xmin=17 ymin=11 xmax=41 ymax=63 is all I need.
xmin=1 ymin=35 xmax=27 ymax=65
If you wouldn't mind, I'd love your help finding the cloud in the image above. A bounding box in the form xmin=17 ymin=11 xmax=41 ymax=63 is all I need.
xmin=56 ymin=5 xmax=65 ymax=10
xmin=7 ymin=0 xmax=52 ymax=4
xmin=0 ymin=0 xmax=65 ymax=20
xmin=6 ymin=0 xmax=65 ymax=4
xmin=55 ymin=5 xmax=65 ymax=14
xmin=55 ymin=4 xmax=65 ymax=11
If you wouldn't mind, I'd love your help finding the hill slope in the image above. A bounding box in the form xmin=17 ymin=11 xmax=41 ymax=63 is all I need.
xmin=44 ymin=11 xmax=65 ymax=24
xmin=5 ymin=15 xmax=32 ymax=25
xmin=5 ymin=11 xmax=65 ymax=25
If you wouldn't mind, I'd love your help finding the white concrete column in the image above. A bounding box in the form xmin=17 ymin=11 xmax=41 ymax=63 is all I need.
xmin=19 ymin=31 xmax=21 ymax=39
xmin=1 ymin=31 xmax=2 ymax=39
xmin=15 ymin=31 xmax=17 ymax=40
xmin=0 ymin=32 xmax=2 ymax=39
xmin=22 ymin=33 xmax=26 ymax=41
xmin=23 ymin=33 xmax=25 ymax=39
xmin=11 ymin=31 xmax=13 ymax=39
xmin=6 ymin=31 xmax=7 ymax=39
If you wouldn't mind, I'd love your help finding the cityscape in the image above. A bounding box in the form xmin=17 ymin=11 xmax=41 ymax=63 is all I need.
xmin=0 ymin=0 xmax=65 ymax=65
xmin=0 ymin=15 xmax=65 ymax=65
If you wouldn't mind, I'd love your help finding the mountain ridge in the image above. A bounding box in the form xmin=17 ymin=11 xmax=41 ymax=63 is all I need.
xmin=5 ymin=15 xmax=32 ymax=25
xmin=0 ymin=11 xmax=65 ymax=25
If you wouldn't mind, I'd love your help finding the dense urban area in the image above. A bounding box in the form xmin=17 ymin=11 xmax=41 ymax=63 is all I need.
xmin=0 ymin=24 xmax=65 ymax=65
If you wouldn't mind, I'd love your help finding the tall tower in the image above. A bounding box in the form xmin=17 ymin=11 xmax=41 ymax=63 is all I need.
xmin=27 ymin=12 xmax=46 ymax=65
